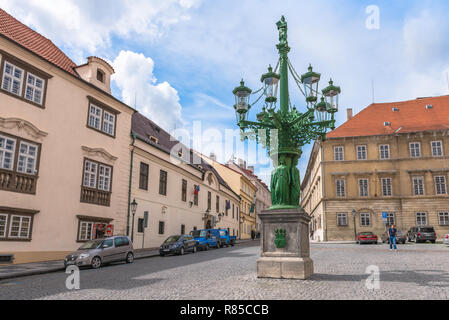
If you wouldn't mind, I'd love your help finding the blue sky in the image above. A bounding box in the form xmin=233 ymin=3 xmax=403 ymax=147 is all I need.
xmin=3 ymin=0 xmax=449 ymax=185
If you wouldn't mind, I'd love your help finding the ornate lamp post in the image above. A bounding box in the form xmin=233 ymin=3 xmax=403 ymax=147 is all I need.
xmin=232 ymin=16 xmax=341 ymax=279
xmin=130 ymin=199 xmax=138 ymax=243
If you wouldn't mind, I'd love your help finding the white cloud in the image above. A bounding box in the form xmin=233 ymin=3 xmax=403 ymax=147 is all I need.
xmin=112 ymin=50 xmax=183 ymax=132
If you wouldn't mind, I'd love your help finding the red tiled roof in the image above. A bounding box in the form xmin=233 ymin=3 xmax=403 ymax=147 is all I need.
xmin=0 ymin=8 xmax=77 ymax=75
xmin=327 ymin=95 xmax=449 ymax=138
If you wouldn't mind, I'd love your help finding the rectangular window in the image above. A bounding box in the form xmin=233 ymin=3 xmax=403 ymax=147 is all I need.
xmin=358 ymin=179 xmax=369 ymax=197
xmin=337 ymin=213 xmax=348 ymax=226
xmin=182 ymin=179 xmax=187 ymax=202
xmin=336 ymin=179 xmax=346 ymax=197
xmin=193 ymin=186 xmax=199 ymax=206
xmin=360 ymin=213 xmax=371 ymax=226
xmin=379 ymin=144 xmax=390 ymax=159
xmin=416 ymin=212 xmax=427 ymax=226
xmin=357 ymin=145 xmax=367 ymax=160
xmin=0 ymin=214 xmax=7 ymax=238
xmin=232 ymin=204 xmax=235 ymax=219
xmin=158 ymin=221 xmax=165 ymax=235
xmin=98 ymin=165 xmax=111 ymax=192
xmin=439 ymin=212 xmax=449 ymax=226
xmin=181 ymin=224 xmax=185 ymax=235
xmin=139 ymin=162 xmax=149 ymax=190
xmin=216 ymin=195 xmax=220 ymax=213
xmin=89 ymin=104 xmax=102 ymax=130
xmin=83 ymin=160 xmax=98 ymax=188
xmin=159 ymin=170 xmax=167 ymax=195
xmin=207 ymin=192 xmax=212 ymax=211
xmin=0 ymin=134 xmax=16 ymax=170
xmin=9 ymin=215 xmax=31 ymax=239
xmin=435 ymin=176 xmax=447 ymax=195
xmin=79 ymin=221 xmax=94 ymax=241
xmin=17 ymin=142 xmax=38 ymax=175
xmin=412 ymin=176 xmax=425 ymax=196
xmin=431 ymin=141 xmax=443 ymax=157
xmin=25 ymin=72 xmax=45 ymax=105
xmin=103 ymin=111 xmax=115 ymax=136
xmin=334 ymin=146 xmax=344 ymax=161
xmin=410 ymin=142 xmax=421 ymax=158
xmin=2 ymin=61 xmax=23 ymax=96
xmin=381 ymin=178 xmax=392 ymax=196
xmin=386 ymin=213 xmax=395 ymax=225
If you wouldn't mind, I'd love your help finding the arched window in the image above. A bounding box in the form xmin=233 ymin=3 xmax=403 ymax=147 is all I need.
xmin=97 ymin=69 xmax=105 ymax=83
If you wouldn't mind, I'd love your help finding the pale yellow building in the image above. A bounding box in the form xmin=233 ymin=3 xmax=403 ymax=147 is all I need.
xmin=129 ymin=113 xmax=240 ymax=249
xmin=0 ymin=9 xmax=135 ymax=263
xmin=201 ymin=155 xmax=258 ymax=239
xmin=301 ymin=97 xmax=449 ymax=242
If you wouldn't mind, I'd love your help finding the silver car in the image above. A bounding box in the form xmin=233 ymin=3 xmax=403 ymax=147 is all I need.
xmin=65 ymin=236 xmax=134 ymax=269
xmin=444 ymin=234 xmax=449 ymax=246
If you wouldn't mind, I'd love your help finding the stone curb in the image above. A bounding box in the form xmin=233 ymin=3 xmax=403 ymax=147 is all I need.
xmin=0 ymin=240 xmax=257 ymax=281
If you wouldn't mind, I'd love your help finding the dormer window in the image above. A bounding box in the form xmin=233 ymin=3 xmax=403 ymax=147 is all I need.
xmin=97 ymin=69 xmax=105 ymax=83
xmin=149 ymin=136 xmax=158 ymax=144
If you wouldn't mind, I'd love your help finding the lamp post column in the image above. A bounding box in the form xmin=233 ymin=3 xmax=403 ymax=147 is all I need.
xmin=276 ymin=16 xmax=291 ymax=115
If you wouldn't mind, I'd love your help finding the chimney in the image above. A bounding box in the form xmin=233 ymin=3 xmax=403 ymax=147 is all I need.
xmin=209 ymin=153 xmax=217 ymax=161
xmin=238 ymin=158 xmax=246 ymax=169
xmin=347 ymin=108 xmax=353 ymax=121
xmin=247 ymin=166 xmax=254 ymax=173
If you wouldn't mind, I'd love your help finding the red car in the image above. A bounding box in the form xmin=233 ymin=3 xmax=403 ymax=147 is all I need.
xmin=356 ymin=232 xmax=378 ymax=244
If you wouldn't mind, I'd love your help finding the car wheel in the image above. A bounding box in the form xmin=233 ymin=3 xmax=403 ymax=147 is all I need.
xmin=91 ymin=256 xmax=102 ymax=269
xmin=126 ymin=252 xmax=134 ymax=264
xmin=180 ymin=247 xmax=185 ymax=255
xmin=431 ymin=240 xmax=436 ymax=244
xmin=193 ymin=246 xmax=197 ymax=253
xmin=160 ymin=253 xmax=165 ymax=257
xmin=205 ymin=244 xmax=209 ymax=251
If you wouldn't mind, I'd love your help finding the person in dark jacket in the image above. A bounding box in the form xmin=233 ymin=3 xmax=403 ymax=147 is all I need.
xmin=388 ymin=224 xmax=398 ymax=251
xmin=251 ymin=230 xmax=256 ymax=240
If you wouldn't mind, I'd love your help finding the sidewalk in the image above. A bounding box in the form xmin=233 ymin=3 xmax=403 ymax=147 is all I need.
xmin=0 ymin=239 xmax=255 ymax=281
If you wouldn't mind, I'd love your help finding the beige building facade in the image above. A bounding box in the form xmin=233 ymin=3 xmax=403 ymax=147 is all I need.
xmin=0 ymin=10 xmax=135 ymax=263
xmin=129 ymin=114 xmax=241 ymax=249
xmin=302 ymin=97 xmax=449 ymax=241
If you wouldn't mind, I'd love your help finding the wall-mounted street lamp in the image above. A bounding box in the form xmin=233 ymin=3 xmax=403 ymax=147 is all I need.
xmin=131 ymin=198 xmax=138 ymax=243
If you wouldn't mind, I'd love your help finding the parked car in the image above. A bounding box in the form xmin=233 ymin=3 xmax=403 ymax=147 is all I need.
xmin=64 ymin=236 xmax=134 ymax=269
xmin=406 ymin=226 xmax=437 ymax=243
xmin=159 ymin=235 xmax=197 ymax=256
xmin=355 ymin=232 xmax=378 ymax=244
xmin=443 ymin=234 xmax=449 ymax=246
xmin=190 ymin=229 xmax=218 ymax=250
xmin=204 ymin=229 xmax=236 ymax=248
xmin=381 ymin=229 xmax=406 ymax=244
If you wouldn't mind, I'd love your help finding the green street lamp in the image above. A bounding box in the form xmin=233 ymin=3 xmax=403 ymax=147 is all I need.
xmin=232 ymin=16 xmax=341 ymax=209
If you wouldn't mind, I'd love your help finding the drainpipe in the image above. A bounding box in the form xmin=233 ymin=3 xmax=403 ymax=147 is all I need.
xmin=127 ymin=133 xmax=137 ymax=237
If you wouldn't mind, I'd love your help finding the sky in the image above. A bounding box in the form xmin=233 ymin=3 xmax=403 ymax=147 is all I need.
xmin=2 ymin=0 xmax=449 ymax=186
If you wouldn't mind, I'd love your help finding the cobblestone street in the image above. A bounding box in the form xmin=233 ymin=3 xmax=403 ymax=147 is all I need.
xmin=1 ymin=242 xmax=448 ymax=300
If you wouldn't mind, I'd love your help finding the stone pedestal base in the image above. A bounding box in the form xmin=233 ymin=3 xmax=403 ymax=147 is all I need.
xmin=257 ymin=208 xmax=314 ymax=280
xmin=257 ymin=257 xmax=314 ymax=279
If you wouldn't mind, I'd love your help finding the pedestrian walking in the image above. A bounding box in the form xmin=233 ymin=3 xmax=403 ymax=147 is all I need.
xmin=251 ymin=230 xmax=256 ymax=241
xmin=388 ymin=224 xmax=398 ymax=251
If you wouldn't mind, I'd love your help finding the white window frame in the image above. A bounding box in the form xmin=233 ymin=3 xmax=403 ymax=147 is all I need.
xmin=358 ymin=178 xmax=369 ymax=197
xmin=336 ymin=179 xmax=346 ymax=197
xmin=360 ymin=212 xmax=371 ymax=226
xmin=25 ymin=72 xmax=45 ymax=105
xmin=8 ymin=215 xmax=31 ymax=239
xmin=434 ymin=176 xmax=447 ymax=195
xmin=337 ymin=213 xmax=348 ymax=226
xmin=0 ymin=214 xmax=7 ymax=238
xmin=17 ymin=141 xmax=38 ymax=175
xmin=381 ymin=177 xmax=392 ymax=196
xmin=379 ymin=144 xmax=390 ymax=160
xmin=386 ymin=212 xmax=395 ymax=225
xmin=88 ymin=104 xmax=103 ymax=131
xmin=98 ymin=164 xmax=112 ymax=192
xmin=439 ymin=212 xmax=449 ymax=226
xmin=412 ymin=176 xmax=425 ymax=196
xmin=79 ymin=221 xmax=94 ymax=241
xmin=416 ymin=212 xmax=427 ymax=226
xmin=356 ymin=145 xmax=367 ymax=160
xmin=409 ymin=142 xmax=421 ymax=158
xmin=103 ymin=110 xmax=115 ymax=136
xmin=83 ymin=160 xmax=98 ymax=188
xmin=334 ymin=146 xmax=344 ymax=161
xmin=0 ymin=134 xmax=16 ymax=170
xmin=431 ymin=140 xmax=443 ymax=157
xmin=2 ymin=61 xmax=24 ymax=96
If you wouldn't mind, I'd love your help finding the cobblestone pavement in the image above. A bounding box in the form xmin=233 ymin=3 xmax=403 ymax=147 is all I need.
xmin=1 ymin=242 xmax=448 ymax=300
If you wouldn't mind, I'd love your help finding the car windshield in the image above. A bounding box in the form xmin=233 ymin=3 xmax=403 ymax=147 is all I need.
xmin=190 ymin=230 xmax=200 ymax=238
xmin=164 ymin=236 xmax=181 ymax=244
xmin=200 ymin=230 xmax=208 ymax=237
xmin=397 ymin=231 xmax=404 ymax=235
xmin=420 ymin=228 xmax=435 ymax=232
xmin=78 ymin=239 xmax=103 ymax=250
xmin=360 ymin=232 xmax=373 ymax=236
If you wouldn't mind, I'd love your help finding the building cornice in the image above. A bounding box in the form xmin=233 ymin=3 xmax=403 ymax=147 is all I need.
xmin=0 ymin=117 xmax=48 ymax=140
